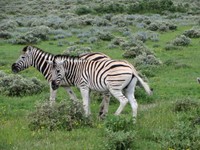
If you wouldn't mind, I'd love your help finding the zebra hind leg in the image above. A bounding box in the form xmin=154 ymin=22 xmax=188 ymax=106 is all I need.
xmin=125 ymin=77 xmax=138 ymax=118
xmin=109 ymin=89 xmax=128 ymax=116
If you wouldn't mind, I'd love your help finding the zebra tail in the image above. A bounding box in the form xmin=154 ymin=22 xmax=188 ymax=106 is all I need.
xmin=134 ymin=74 xmax=152 ymax=95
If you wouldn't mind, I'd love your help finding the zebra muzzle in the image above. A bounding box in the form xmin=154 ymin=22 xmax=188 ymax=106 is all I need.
xmin=11 ymin=63 xmax=19 ymax=73
xmin=51 ymin=80 xmax=59 ymax=90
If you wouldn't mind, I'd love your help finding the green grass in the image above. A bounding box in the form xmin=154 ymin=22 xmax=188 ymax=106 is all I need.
xmin=1 ymin=23 xmax=200 ymax=149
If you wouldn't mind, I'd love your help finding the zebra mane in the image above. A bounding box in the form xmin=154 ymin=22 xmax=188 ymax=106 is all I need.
xmin=55 ymin=54 xmax=80 ymax=61
xmin=22 ymin=45 xmax=54 ymax=56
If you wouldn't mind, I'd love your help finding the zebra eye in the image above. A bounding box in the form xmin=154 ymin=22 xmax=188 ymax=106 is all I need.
xmin=56 ymin=70 xmax=60 ymax=74
xmin=21 ymin=56 xmax=25 ymax=59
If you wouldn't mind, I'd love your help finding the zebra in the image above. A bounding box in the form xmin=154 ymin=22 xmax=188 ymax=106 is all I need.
xmin=11 ymin=45 xmax=111 ymax=117
xmin=48 ymin=55 xmax=152 ymax=118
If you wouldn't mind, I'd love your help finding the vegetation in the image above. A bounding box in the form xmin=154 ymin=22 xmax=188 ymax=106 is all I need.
xmin=0 ymin=0 xmax=200 ymax=149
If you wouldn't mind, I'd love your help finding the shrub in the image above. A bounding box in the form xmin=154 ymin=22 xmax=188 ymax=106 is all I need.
xmin=94 ymin=2 xmax=126 ymax=14
xmin=0 ymin=72 xmax=46 ymax=96
xmin=183 ymin=29 xmax=200 ymax=38
xmin=105 ymin=130 xmax=135 ymax=150
xmin=12 ymin=26 xmax=50 ymax=44
xmin=104 ymin=115 xmax=136 ymax=150
xmin=111 ymin=15 xmax=128 ymax=27
xmin=122 ymin=40 xmax=154 ymax=58
xmin=28 ymin=100 xmax=92 ymax=131
xmin=12 ymin=32 xmax=40 ymax=44
xmin=147 ymin=21 xmax=177 ymax=32
xmin=96 ymin=31 xmax=114 ymax=41
xmin=174 ymin=99 xmax=199 ymax=112
xmin=154 ymin=100 xmax=200 ymax=150
xmin=111 ymin=37 xmax=125 ymax=46
xmin=0 ymin=31 xmax=12 ymax=39
xmin=165 ymin=43 xmax=182 ymax=50
xmin=75 ymin=5 xmax=93 ymax=15
xmin=134 ymin=54 xmax=162 ymax=66
xmin=172 ymin=35 xmax=191 ymax=46
xmin=104 ymin=115 xmax=135 ymax=132
xmin=0 ymin=20 xmax=18 ymax=31
xmin=63 ymin=45 xmax=91 ymax=56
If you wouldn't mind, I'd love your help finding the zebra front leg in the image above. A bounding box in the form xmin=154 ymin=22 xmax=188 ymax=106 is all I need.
xmin=99 ymin=92 xmax=110 ymax=119
xmin=49 ymin=83 xmax=57 ymax=105
xmin=64 ymin=87 xmax=78 ymax=101
xmin=80 ymin=87 xmax=91 ymax=117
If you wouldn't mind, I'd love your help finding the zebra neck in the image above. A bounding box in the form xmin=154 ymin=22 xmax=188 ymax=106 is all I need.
xmin=63 ymin=58 xmax=84 ymax=84
xmin=32 ymin=49 xmax=55 ymax=81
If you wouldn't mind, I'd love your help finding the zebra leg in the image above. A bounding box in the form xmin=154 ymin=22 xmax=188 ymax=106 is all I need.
xmin=80 ymin=87 xmax=91 ymax=117
xmin=125 ymin=77 xmax=138 ymax=118
xmin=49 ymin=83 xmax=57 ymax=105
xmin=99 ymin=92 xmax=110 ymax=119
xmin=109 ymin=89 xmax=128 ymax=115
xmin=64 ymin=87 xmax=78 ymax=101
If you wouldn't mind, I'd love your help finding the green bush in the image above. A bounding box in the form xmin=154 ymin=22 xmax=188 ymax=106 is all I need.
xmin=0 ymin=71 xmax=46 ymax=96
xmin=128 ymin=0 xmax=186 ymax=14
xmin=12 ymin=26 xmax=50 ymax=44
xmin=183 ymin=29 xmax=200 ymax=38
xmin=96 ymin=31 xmax=114 ymax=41
xmin=104 ymin=115 xmax=136 ymax=150
xmin=75 ymin=6 xmax=93 ymax=15
xmin=104 ymin=115 xmax=135 ymax=132
xmin=172 ymin=35 xmax=191 ymax=46
xmin=122 ymin=40 xmax=154 ymax=58
xmin=174 ymin=99 xmax=199 ymax=112
xmin=154 ymin=100 xmax=200 ymax=150
xmin=28 ymin=100 xmax=92 ymax=131
xmin=105 ymin=130 xmax=135 ymax=150
xmin=63 ymin=45 xmax=91 ymax=56
xmin=134 ymin=54 xmax=162 ymax=67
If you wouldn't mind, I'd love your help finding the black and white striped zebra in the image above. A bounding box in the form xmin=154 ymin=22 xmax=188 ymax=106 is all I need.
xmin=49 ymin=55 xmax=152 ymax=118
xmin=11 ymin=46 xmax=111 ymax=116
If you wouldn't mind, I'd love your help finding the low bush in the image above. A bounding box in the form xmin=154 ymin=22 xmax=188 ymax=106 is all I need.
xmin=122 ymin=40 xmax=154 ymax=58
xmin=104 ymin=115 xmax=135 ymax=132
xmin=28 ymin=100 xmax=92 ymax=131
xmin=63 ymin=45 xmax=91 ymax=56
xmin=165 ymin=43 xmax=182 ymax=51
xmin=147 ymin=21 xmax=177 ymax=32
xmin=12 ymin=26 xmax=50 ymax=44
xmin=104 ymin=115 xmax=136 ymax=150
xmin=183 ymin=29 xmax=200 ymax=38
xmin=0 ymin=71 xmax=46 ymax=96
xmin=154 ymin=100 xmax=200 ymax=150
xmin=96 ymin=31 xmax=114 ymax=41
xmin=174 ymin=99 xmax=199 ymax=112
xmin=134 ymin=54 xmax=162 ymax=67
xmin=171 ymin=35 xmax=191 ymax=46
xmin=0 ymin=31 xmax=12 ymax=39
xmin=0 ymin=20 xmax=18 ymax=31
xmin=105 ymin=130 xmax=135 ymax=150
xmin=75 ymin=5 xmax=93 ymax=15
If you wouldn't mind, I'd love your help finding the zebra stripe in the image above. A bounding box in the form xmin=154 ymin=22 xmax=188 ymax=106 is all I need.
xmin=11 ymin=46 xmax=111 ymax=115
xmin=51 ymin=55 xmax=152 ymax=118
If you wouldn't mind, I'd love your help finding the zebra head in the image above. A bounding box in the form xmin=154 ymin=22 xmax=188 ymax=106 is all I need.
xmin=48 ymin=58 xmax=66 ymax=90
xmin=12 ymin=46 xmax=33 ymax=73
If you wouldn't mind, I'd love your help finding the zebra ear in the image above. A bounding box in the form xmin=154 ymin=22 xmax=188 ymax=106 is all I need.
xmin=46 ymin=60 xmax=53 ymax=65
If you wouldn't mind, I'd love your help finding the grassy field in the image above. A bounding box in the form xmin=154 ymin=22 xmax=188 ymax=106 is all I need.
xmin=1 ymin=0 xmax=200 ymax=149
